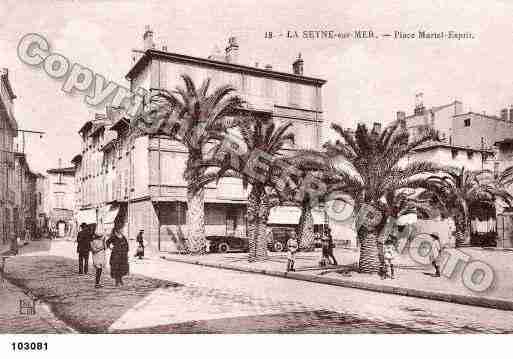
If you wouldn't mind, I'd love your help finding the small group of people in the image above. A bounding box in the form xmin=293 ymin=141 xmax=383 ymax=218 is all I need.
xmin=381 ymin=231 xmax=442 ymax=280
xmin=285 ymin=228 xmax=339 ymax=272
xmin=76 ymin=224 xmax=144 ymax=288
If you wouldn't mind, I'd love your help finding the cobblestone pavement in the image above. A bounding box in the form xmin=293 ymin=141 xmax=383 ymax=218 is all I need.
xmin=7 ymin=240 xmax=513 ymax=333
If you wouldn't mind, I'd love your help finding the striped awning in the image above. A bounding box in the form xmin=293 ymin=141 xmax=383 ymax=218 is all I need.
xmin=50 ymin=209 xmax=73 ymax=222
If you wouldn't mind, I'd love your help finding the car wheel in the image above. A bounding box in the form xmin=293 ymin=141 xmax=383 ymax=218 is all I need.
xmin=218 ymin=242 xmax=229 ymax=253
xmin=274 ymin=241 xmax=284 ymax=252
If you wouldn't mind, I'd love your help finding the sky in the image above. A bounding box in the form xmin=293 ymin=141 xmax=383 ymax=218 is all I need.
xmin=1 ymin=0 xmax=513 ymax=173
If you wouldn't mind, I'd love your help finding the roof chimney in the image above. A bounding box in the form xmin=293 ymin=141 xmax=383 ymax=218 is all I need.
xmin=292 ymin=53 xmax=304 ymax=75
xmin=414 ymin=92 xmax=425 ymax=115
xmin=225 ymin=36 xmax=239 ymax=63
xmin=509 ymin=107 xmax=513 ymax=122
xmin=143 ymin=25 xmax=155 ymax=51
xmin=264 ymin=64 xmax=273 ymax=70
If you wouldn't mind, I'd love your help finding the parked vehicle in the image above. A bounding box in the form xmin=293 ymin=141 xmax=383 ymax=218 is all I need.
xmin=207 ymin=235 xmax=249 ymax=253
xmin=266 ymin=227 xmax=295 ymax=252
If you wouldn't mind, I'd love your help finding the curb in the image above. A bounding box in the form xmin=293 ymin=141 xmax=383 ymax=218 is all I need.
xmin=161 ymin=255 xmax=513 ymax=312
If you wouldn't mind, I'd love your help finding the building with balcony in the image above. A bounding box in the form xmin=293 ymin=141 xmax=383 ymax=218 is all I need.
xmin=0 ymin=68 xmax=18 ymax=244
xmin=46 ymin=165 xmax=76 ymax=238
xmin=72 ymin=27 xmax=327 ymax=250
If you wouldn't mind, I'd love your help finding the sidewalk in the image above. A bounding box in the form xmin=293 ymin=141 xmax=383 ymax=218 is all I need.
xmin=162 ymin=246 xmax=513 ymax=311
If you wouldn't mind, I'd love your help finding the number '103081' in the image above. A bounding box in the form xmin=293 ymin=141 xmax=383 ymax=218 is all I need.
xmin=11 ymin=342 xmax=48 ymax=351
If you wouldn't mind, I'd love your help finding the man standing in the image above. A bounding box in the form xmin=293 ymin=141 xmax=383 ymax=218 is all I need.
xmin=135 ymin=230 xmax=145 ymax=259
xmin=77 ymin=223 xmax=91 ymax=274
xmin=286 ymin=231 xmax=299 ymax=272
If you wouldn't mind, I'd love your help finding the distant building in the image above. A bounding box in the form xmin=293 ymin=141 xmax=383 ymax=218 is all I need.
xmin=46 ymin=165 xmax=76 ymax=237
xmin=35 ymin=173 xmax=48 ymax=237
xmin=13 ymin=152 xmax=38 ymax=239
xmin=0 ymin=68 xmax=18 ymax=244
xmin=72 ymin=26 xmax=327 ymax=250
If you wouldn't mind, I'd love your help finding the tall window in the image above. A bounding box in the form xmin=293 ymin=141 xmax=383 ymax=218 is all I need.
xmin=55 ymin=192 xmax=65 ymax=208
xmin=289 ymin=83 xmax=301 ymax=106
xmin=464 ymin=118 xmax=471 ymax=127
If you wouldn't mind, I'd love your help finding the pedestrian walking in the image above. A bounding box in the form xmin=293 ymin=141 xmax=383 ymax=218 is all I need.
xmin=430 ymin=232 xmax=442 ymax=277
xmin=286 ymin=232 xmax=299 ymax=272
xmin=135 ymin=230 xmax=145 ymax=259
xmin=383 ymin=236 xmax=397 ymax=279
xmin=106 ymin=227 xmax=129 ymax=286
xmin=325 ymin=228 xmax=338 ymax=266
xmin=76 ymin=223 xmax=91 ymax=274
xmin=90 ymin=232 xmax=106 ymax=288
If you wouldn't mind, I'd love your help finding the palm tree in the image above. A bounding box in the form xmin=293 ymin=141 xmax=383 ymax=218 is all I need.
xmin=276 ymin=150 xmax=350 ymax=250
xmin=192 ymin=116 xmax=296 ymax=261
xmin=135 ymin=74 xmax=243 ymax=254
xmin=423 ymin=167 xmax=513 ymax=247
xmin=323 ymin=122 xmax=438 ymax=273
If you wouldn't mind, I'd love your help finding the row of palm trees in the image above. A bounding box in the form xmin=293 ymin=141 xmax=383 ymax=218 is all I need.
xmin=133 ymin=74 xmax=513 ymax=273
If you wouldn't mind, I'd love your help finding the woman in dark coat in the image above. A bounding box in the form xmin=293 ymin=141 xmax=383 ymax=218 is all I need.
xmin=106 ymin=228 xmax=129 ymax=286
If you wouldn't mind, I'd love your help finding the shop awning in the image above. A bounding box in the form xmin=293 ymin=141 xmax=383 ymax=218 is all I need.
xmin=50 ymin=209 xmax=73 ymax=222
xmin=267 ymin=206 xmax=326 ymax=225
xmin=103 ymin=205 xmax=120 ymax=224
xmin=76 ymin=209 xmax=97 ymax=224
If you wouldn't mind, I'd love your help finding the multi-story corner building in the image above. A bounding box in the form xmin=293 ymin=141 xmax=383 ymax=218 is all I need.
xmin=13 ymin=152 xmax=38 ymax=239
xmin=398 ymin=96 xmax=513 ymax=171
xmin=0 ymin=68 xmax=18 ymax=244
xmin=46 ymin=165 xmax=76 ymax=237
xmin=397 ymin=96 xmax=513 ymax=247
xmin=72 ymin=26 xmax=327 ymax=250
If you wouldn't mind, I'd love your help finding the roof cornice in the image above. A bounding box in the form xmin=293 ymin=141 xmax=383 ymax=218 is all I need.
xmin=126 ymin=49 xmax=327 ymax=86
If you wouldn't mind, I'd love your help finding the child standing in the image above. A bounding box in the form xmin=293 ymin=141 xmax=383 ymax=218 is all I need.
xmin=286 ymin=232 xmax=299 ymax=272
xmin=383 ymin=236 xmax=397 ymax=279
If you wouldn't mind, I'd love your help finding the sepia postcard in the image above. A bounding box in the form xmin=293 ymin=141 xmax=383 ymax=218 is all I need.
xmin=1 ymin=0 xmax=513 ymax=356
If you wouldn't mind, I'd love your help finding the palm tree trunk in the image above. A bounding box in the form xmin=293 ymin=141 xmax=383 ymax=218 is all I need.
xmin=298 ymin=204 xmax=314 ymax=250
xmin=186 ymin=185 xmax=206 ymax=254
xmin=454 ymin=213 xmax=470 ymax=247
xmin=247 ymin=187 xmax=261 ymax=261
xmin=358 ymin=230 xmax=381 ymax=274
xmin=255 ymin=194 xmax=270 ymax=261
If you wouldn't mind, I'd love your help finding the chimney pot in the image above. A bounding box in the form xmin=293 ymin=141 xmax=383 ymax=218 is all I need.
xmin=225 ymin=36 xmax=239 ymax=63
xmin=265 ymin=64 xmax=272 ymax=70
xmin=143 ymin=25 xmax=155 ymax=51
xmin=292 ymin=53 xmax=304 ymax=75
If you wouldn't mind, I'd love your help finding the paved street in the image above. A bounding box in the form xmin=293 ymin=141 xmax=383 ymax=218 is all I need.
xmin=1 ymin=239 xmax=512 ymax=333
xmin=0 ymin=277 xmax=73 ymax=334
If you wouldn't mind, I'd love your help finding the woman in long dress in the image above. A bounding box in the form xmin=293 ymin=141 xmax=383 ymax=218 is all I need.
xmin=106 ymin=228 xmax=129 ymax=286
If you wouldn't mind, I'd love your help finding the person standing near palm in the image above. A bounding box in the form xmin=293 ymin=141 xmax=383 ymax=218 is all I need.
xmin=286 ymin=232 xmax=299 ymax=272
